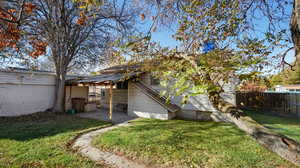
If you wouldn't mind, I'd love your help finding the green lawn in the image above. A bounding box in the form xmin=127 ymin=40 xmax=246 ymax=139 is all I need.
xmin=93 ymin=118 xmax=297 ymax=168
xmin=0 ymin=112 xmax=110 ymax=168
xmin=246 ymin=111 xmax=300 ymax=143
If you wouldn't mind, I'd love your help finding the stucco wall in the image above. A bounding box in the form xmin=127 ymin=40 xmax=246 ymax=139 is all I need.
xmin=65 ymin=86 xmax=89 ymax=110
xmin=127 ymin=81 xmax=170 ymax=120
xmin=0 ymin=71 xmax=56 ymax=116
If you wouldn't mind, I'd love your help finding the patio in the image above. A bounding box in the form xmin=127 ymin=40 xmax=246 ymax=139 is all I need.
xmin=76 ymin=108 xmax=137 ymax=124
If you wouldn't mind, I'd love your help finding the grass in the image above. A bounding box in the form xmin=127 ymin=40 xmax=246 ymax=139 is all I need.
xmin=0 ymin=112 xmax=110 ymax=168
xmin=246 ymin=111 xmax=300 ymax=143
xmin=93 ymin=118 xmax=297 ymax=168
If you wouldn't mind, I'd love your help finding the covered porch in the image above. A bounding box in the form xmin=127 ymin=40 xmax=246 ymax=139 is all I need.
xmin=65 ymin=72 xmax=141 ymax=123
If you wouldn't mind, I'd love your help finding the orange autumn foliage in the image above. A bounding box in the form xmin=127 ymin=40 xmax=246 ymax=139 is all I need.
xmin=0 ymin=3 xmax=41 ymax=58
xmin=7 ymin=9 xmax=17 ymax=14
xmin=140 ymin=13 xmax=145 ymax=20
xmin=24 ymin=3 xmax=37 ymax=14
xmin=29 ymin=40 xmax=48 ymax=59
xmin=76 ymin=12 xmax=87 ymax=25
xmin=0 ymin=9 xmax=20 ymax=50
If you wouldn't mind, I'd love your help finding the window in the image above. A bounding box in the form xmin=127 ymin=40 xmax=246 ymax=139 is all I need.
xmin=150 ymin=75 xmax=160 ymax=85
xmin=101 ymin=90 xmax=105 ymax=97
xmin=116 ymin=81 xmax=128 ymax=89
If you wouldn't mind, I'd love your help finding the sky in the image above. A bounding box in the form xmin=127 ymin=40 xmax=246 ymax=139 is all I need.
xmin=2 ymin=1 xmax=296 ymax=75
xmin=143 ymin=3 xmax=296 ymax=76
xmin=141 ymin=30 xmax=295 ymax=77
xmin=151 ymin=29 xmax=180 ymax=47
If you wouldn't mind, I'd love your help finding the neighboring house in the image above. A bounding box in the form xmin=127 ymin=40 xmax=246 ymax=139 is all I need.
xmin=275 ymin=85 xmax=300 ymax=92
xmin=239 ymin=82 xmax=267 ymax=92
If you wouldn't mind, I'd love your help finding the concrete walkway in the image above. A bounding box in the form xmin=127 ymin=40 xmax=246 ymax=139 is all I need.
xmin=72 ymin=121 xmax=149 ymax=168
xmin=76 ymin=108 xmax=136 ymax=124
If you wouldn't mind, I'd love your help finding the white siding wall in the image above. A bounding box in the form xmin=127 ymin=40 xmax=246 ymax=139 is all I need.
xmin=171 ymin=80 xmax=236 ymax=121
xmin=0 ymin=71 xmax=56 ymax=116
xmin=142 ymin=72 xmax=237 ymax=121
xmin=127 ymin=81 xmax=169 ymax=120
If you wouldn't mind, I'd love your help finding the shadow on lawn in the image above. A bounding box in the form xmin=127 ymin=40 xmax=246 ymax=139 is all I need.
xmin=127 ymin=119 xmax=246 ymax=145
xmin=245 ymin=111 xmax=300 ymax=143
xmin=0 ymin=112 xmax=108 ymax=141
xmin=245 ymin=110 xmax=300 ymax=125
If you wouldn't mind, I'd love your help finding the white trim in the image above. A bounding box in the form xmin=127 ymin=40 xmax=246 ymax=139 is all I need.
xmin=0 ymin=69 xmax=56 ymax=76
xmin=0 ymin=83 xmax=55 ymax=86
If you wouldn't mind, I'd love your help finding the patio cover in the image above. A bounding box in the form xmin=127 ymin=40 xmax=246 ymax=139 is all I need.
xmin=66 ymin=72 xmax=142 ymax=86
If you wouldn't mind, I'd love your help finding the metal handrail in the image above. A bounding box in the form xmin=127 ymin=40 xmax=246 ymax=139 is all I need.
xmin=133 ymin=81 xmax=180 ymax=112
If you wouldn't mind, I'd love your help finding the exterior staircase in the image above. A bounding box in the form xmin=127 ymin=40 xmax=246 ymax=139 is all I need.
xmin=132 ymin=81 xmax=181 ymax=113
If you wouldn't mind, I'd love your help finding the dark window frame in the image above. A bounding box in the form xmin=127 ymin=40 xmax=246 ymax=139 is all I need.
xmin=150 ymin=75 xmax=160 ymax=85
xmin=116 ymin=80 xmax=128 ymax=89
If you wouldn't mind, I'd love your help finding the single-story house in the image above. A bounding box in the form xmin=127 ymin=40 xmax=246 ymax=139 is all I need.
xmin=0 ymin=66 xmax=237 ymax=121
xmin=66 ymin=65 xmax=237 ymax=121
xmin=275 ymin=85 xmax=300 ymax=92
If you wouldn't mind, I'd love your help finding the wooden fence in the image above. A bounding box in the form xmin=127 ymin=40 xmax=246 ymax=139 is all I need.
xmin=236 ymin=92 xmax=300 ymax=118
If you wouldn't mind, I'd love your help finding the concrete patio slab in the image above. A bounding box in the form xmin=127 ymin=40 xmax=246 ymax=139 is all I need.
xmin=76 ymin=108 xmax=137 ymax=124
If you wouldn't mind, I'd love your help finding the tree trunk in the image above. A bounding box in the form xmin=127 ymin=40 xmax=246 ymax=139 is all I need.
xmin=53 ymin=72 xmax=66 ymax=113
xmin=291 ymin=0 xmax=300 ymax=64
xmin=208 ymin=92 xmax=300 ymax=166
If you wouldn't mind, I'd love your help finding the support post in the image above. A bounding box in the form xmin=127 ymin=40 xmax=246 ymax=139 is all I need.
xmin=109 ymin=83 xmax=113 ymax=121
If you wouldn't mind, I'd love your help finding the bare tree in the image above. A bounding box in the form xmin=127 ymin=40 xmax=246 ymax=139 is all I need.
xmin=12 ymin=0 xmax=138 ymax=112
